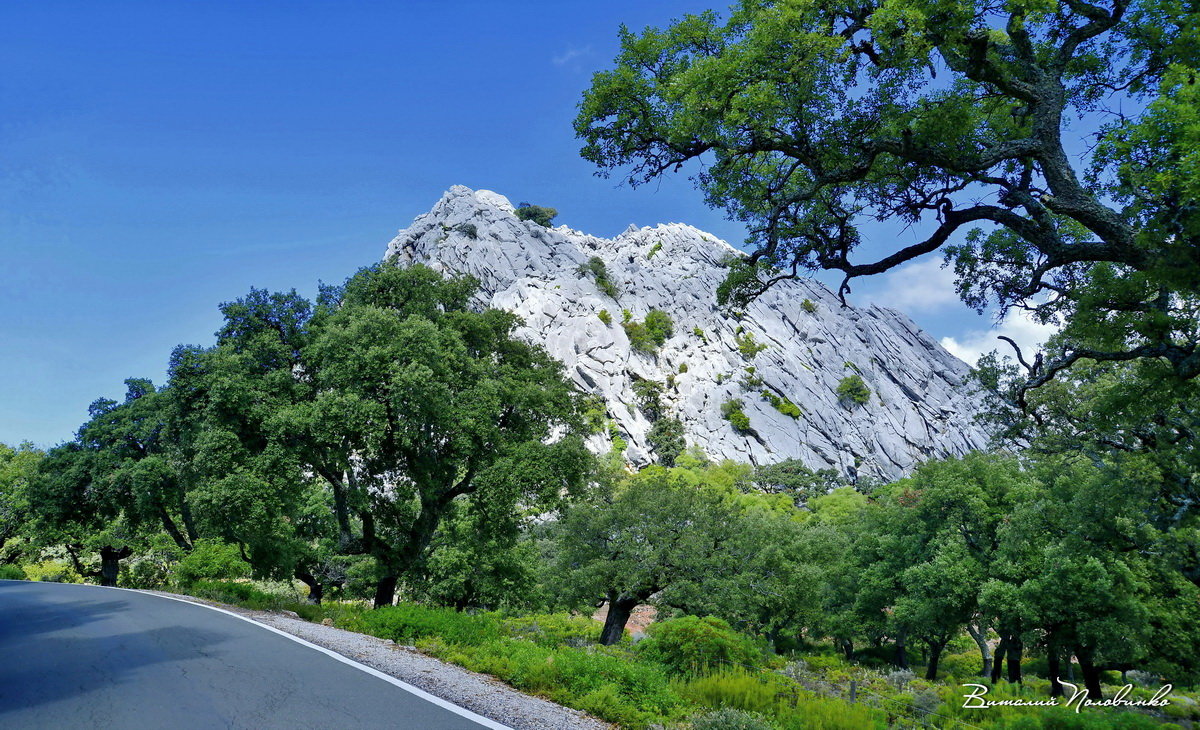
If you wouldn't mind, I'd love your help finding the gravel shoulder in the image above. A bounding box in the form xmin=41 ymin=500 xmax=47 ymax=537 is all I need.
xmin=142 ymin=590 xmax=612 ymax=730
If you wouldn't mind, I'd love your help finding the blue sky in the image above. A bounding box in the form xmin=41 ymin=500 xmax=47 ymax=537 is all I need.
xmin=0 ymin=1 xmax=1029 ymax=447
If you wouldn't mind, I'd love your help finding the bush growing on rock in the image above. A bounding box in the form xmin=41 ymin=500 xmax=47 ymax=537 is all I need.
xmin=721 ymin=399 xmax=752 ymax=434
xmin=644 ymin=309 xmax=674 ymax=345
xmin=578 ymin=256 xmax=618 ymax=298
xmin=836 ymin=374 xmax=871 ymax=405
xmin=515 ymin=202 xmax=557 ymax=227
xmin=597 ymin=309 xmax=612 ymax=325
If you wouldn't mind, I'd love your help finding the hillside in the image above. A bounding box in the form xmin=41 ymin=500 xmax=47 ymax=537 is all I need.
xmin=385 ymin=186 xmax=989 ymax=480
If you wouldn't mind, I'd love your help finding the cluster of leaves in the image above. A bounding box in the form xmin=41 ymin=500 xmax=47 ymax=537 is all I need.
xmin=761 ymin=391 xmax=802 ymax=419
xmin=514 ymin=202 xmax=557 ymax=228
xmin=734 ymin=331 xmax=767 ymax=359
xmin=579 ymin=255 xmax=619 ymax=298
xmin=622 ymin=309 xmax=674 ymax=354
xmin=598 ymin=308 xmax=612 ymax=325
xmin=720 ymin=399 xmax=753 ymax=434
xmin=836 ymin=374 xmax=871 ymax=405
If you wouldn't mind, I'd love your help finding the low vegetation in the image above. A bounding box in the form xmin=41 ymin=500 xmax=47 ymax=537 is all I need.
xmin=836 ymin=374 xmax=871 ymax=405
xmin=514 ymin=202 xmax=557 ymax=227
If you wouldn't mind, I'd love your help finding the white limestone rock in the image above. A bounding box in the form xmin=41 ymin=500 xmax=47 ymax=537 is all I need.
xmin=384 ymin=186 xmax=989 ymax=480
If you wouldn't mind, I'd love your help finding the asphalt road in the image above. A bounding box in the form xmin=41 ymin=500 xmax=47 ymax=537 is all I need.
xmin=0 ymin=580 xmax=508 ymax=729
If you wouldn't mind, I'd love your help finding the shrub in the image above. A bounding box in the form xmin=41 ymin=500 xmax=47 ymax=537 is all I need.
xmin=738 ymin=366 xmax=764 ymax=390
xmin=623 ymin=321 xmax=656 ymax=353
xmin=24 ymin=560 xmax=81 ymax=583
xmin=644 ymin=309 xmax=674 ymax=345
xmin=691 ymin=707 xmax=775 ymax=730
xmin=762 ymin=391 xmax=802 ymax=418
xmin=648 ymin=241 xmax=663 ymax=259
xmin=598 ymin=309 xmax=612 ymax=325
xmin=734 ymin=332 xmax=768 ymax=359
xmin=637 ymin=616 xmax=764 ymax=677
xmin=186 ymin=579 xmax=287 ymax=610
xmin=693 ymin=327 xmax=706 ymax=341
xmin=836 ymin=375 xmax=871 ymax=405
xmin=622 ymin=308 xmax=633 ymax=323
xmin=515 ymin=202 xmax=558 ymax=227
xmin=453 ymin=222 xmax=478 ymax=239
xmin=721 ymin=399 xmax=752 ymax=434
xmin=578 ymin=256 xmax=619 ymax=298
xmin=172 ymin=539 xmax=251 ymax=586
xmin=647 ymin=418 xmax=686 ymax=467
xmin=801 ymin=299 xmax=817 ymax=313
xmin=678 ymin=363 xmax=689 ymax=374
xmin=0 ymin=563 xmax=24 ymax=580
xmin=502 ymin=613 xmax=601 ymax=647
xmin=360 ymin=603 xmax=501 ymax=646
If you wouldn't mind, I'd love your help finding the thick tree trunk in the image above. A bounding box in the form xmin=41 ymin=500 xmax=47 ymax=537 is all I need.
xmin=893 ymin=630 xmax=909 ymax=669
xmin=600 ymin=595 xmax=638 ymax=646
xmin=1006 ymin=636 xmax=1023 ymax=684
xmin=925 ymin=640 xmax=945 ymax=681
xmin=1048 ymin=652 xmax=1064 ymax=697
xmin=966 ymin=622 xmax=992 ymax=677
xmin=991 ymin=636 xmax=1010 ymax=683
xmin=98 ymin=546 xmax=131 ymax=587
xmin=840 ymin=639 xmax=854 ymax=660
xmin=295 ymin=571 xmax=323 ymax=604
xmin=373 ymin=575 xmax=398 ymax=609
xmin=1077 ymin=650 xmax=1103 ymax=700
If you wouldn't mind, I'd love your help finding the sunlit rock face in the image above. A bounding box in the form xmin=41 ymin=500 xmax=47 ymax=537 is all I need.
xmin=385 ymin=186 xmax=988 ymax=480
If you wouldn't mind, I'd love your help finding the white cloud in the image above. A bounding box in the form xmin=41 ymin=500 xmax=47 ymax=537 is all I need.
xmin=940 ymin=308 xmax=1060 ymax=367
xmin=552 ymin=45 xmax=593 ymax=67
xmin=863 ymin=257 xmax=960 ymax=314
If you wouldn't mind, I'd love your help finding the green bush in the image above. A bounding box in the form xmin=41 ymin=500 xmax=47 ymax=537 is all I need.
xmin=502 ymin=613 xmax=602 ymax=647
xmin=801 ymin=299 xmax=818 ymax=313
xmin=598 ymin=308 xmax=612 ymax=325
xmin=644 ymin=309 xmax=674 ymax=344
xmin=172 ymin=539 xmax=251 ymax=586
xmin=721 ymin=399 xmax=753 ymax=434
xmin=836 ymin=375 xmax=871 ymax=405
xmin=690 ymin=707 xmax=775 ymax=730
xmin=678 ymin=363 xmax=689 ymax=373
xmin=453 ymin=222 xmax=478 ymax=239
xmin=359 ymin=603 xmax=501 ymax=646
xmin=762 ymin=391 xmax=803 ymax=418
xmin=24 ymin=560 xmax=81 ymax=583
xmin=693 ymin=327 xmax=707 ymax=341
xmin=578 ymin=256 xmax=619 ymax=298
xmin=637 ymin=616 xmax=765 ymax=677
xmin=186 ymin=579 xmax=288 ymax=610
xmin=623 ymin=321 xmax=656 ymax=353
xmin=648 ymin=418 xmax=686 ymax=467
xmin=739 ymin=366 xmax=764 ymax=390
xmin=648 ymin=241 xmax=663 ymax=259
xmin=735 ymin=332 xmax=768 ymax=359
xmin=0 ymin=563 xmax=25 ymax=580
xmin=515 ymin=203 xmax=558 ymax=227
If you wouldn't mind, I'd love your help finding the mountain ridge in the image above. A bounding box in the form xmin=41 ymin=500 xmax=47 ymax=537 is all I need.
xmin=385 ymin=186 xmax=989 ymax=480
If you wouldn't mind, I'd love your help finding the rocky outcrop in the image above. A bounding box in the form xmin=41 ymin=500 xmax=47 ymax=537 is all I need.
xmin=385 ymin=186 xmax=988 ymax=480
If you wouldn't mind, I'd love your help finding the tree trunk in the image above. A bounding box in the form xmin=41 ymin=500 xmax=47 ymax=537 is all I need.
xmin=373 ymin=575 xmax=397 ymax=609
xmin=991 ymin=636 xmax=1009 ymax=683
xmin=600 ymin=594 xmax=638 ymax=646
xmin=840 ymin=639 xmax=854 ymax=660
xmin=1048 ymin=652 xmax=1064 ymax=697
xmin=893 ymin=629 xmax=909 ymax=669
xmin=925 ymin=640 xmax=946 ymax=681
xmin=295 ymin=571 xmax=323 ymax=604
xmin=966 ymin=622 xmax=992 ymax=677
xmin=98 ymin=546 xmax=131 ymax=587
xmin=1077 ymin=649 xmax=1103 ymax=700
xmin=1006 ymin=636 xmax=1023 ymax=684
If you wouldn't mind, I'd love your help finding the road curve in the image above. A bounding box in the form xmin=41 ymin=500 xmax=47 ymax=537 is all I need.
xmin=0 ymin=580 xmax=508 ymax=729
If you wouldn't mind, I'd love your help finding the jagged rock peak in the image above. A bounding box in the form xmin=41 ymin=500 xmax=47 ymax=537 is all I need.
xmin=384 ymin=186 xmax=989 ymax=481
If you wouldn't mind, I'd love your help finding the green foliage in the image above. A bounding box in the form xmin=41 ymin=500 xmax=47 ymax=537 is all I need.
xmin=598 ymin=308 xmax=612 ymax=325
xmin=689 ymin=708 xmax=774 ymax=730
xmin=501 ymin=613 xmax=602 ymax=647
xmin=0 ymin=563 xmax=25 ymax=580
xmin=579 ymin=256 xmax=619 ymax=298
xmin=21 ymin=560 xmax=81 ymax=583
xmin=647 ymin=241 xmax=663 ymax=259
xmin=801 ymin=299 xmax=817 ymax=314
xmin=734 ymin=332 xmax=767 ymax=359
xmin=738 ymin=367 xmax=763 ymax=390
xmin=678 ymin=363 xmax=688 ymax=374
xmin=836 ymin=375 xmax=870 ymax=405
xmin=632 ymin=379 xmax=665 ymax=421
xmin=637 ymin=616 xmax=765 ymax=677
xmin=173 ymin=539 xmax=251 ymax=586
xmin=693 ymin=327 xmax=706 ymax=341
xmin=647 ymin=418 xmax=686 ymax=467
xmin=360 ymin=604 xmax=502 ymax=646
xmin=452 ymin=222 xmax=478 ymax=239
xmin=185 ymin=579 xmax=296 ymax=610
xmin=761 ymin=391 xmax=802 ymax=418
xmin=721 ymin=399 xmax=752 ymax=434
xmin=514 ymin=203 xmax=557 ymax=228
xmin=644 ymin=309 xmax=674 ymax=344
